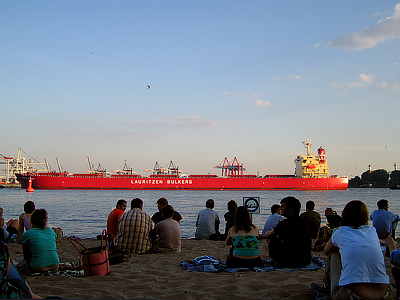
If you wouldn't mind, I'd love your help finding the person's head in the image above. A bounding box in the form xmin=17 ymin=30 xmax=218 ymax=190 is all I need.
xmin=131 ymin=198 xmax=143 ymax=210
xmin=341 ymin=200 xmax=369 ymax=229
xmin=306 ymin=201 xmax=315 ymax=211
xmin=24 ymin=201 xmax=35 ymax=214
xmin=377 ymin=199 xmax=389 ymax=210
xmin=280 ymin=196 xmax=301 ymax=217
xmin=327 ymin=214 xmax=342 ymax=229
xmin=227 ymin=200 xmax=238 ymax=213
xmin=116 ymin=199 xmax=127 ymax=211
xmin=30 ymin=209 xmax=47 ymax=229
xmin=206 ymin=199 xmax=214 ymax=209
xmin=325 ymin=207 xmax=337 ymax=217
xmin=162 ymin=205 xmax=174 ymax=219
xmin=234 ymin=206 xmax=253 ymax=233
xmin=157 ymin=198 xmax=169 ymax=211
xmin=0 ymin=207 xmax=3 ymax=218
xmin=271 ymin=204 xmax=281 ymax=214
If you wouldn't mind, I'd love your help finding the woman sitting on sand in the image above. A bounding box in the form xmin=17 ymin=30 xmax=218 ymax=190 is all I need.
xmin=20 ymin=209 xmax=59 ymax=274
xmin=324 ymin=200 xmax=396 ymax=299
xmin=225 ymin=206 xmax=263 ymax=268
xmin=16 ymin=201 xmax=35 ymax=243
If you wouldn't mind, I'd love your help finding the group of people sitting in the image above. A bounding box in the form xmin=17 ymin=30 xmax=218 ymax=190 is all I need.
xmin=1 ymin=201 xmax=60 ymax=299
xmin=107 ymin=197 xmax=182 ymax=255
xmin=192 ymin=196 xmax=400 ymax=300
xmin=4 ymin=196 xmax=400 ymax=299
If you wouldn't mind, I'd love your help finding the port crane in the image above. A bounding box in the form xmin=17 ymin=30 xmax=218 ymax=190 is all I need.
xmin=214 ymin=157 xmax=246 ymax=177
xmin=0 ymin=149 xmax=47 ymax=184
xmin=144 ymin=161 xmax=187 ymax=176
xmin=112 ymin=160 xmax=138 ymax=175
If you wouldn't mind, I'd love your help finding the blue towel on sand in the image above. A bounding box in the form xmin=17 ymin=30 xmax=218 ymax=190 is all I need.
xmin=181 ymin=255 xmax=326 ymax=273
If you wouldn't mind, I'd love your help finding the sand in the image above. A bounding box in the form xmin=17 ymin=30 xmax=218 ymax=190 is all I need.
xmin=6 ymin=238 xmax=397 ymax=300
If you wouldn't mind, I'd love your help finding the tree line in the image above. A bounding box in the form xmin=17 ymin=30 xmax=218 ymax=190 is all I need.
xmin=349 ymin=169 xmax=400 ymax=188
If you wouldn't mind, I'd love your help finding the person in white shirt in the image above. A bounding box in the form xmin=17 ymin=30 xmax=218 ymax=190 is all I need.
xmin=195 ymin=199 xmax=220 ymax=239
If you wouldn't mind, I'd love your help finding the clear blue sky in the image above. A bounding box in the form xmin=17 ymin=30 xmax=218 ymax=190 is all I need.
xmin=1 ymin=1 xmax=399 ymax=178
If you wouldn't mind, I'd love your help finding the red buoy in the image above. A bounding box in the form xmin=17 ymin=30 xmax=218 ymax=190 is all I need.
xmin=26 ymin=178 xmax=34 ymax=192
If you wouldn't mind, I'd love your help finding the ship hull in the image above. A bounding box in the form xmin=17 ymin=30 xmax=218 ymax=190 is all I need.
xmin=16 ymin=174 xmax=348 ymax=190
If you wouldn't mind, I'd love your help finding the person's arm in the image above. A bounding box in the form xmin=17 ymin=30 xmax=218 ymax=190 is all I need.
xmin=195 ymin=215 xmax=199 ymax=227
xmin=264 ymin=230 xmax=275 ymax=239
xmin=215 ymin=215 xmax=220 ymax=232
xmin=323 ymin=238 xmax=338 ymax=255
xmin=16 ymin=215 xmax=24 ymax=243
xmin=225 ymin=228 xmax=233 ymax=246
xmin=384 ymin=237 xmax=400 ymax=266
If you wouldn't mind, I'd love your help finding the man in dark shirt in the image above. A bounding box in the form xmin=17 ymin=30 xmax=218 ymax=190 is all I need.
xmin=265 ymin=196 xmax=311 ymax=268
xmin=300 ymin=200 xmax=321 ymax=240
xmin=152 ymin=198 xmax=182 ymax=225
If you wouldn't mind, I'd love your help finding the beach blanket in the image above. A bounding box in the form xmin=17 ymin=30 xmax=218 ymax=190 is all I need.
xmin=181 ymin=255 xmax=326 ymax=273
xmin=31 ymin=262 xmax=84 ymax=277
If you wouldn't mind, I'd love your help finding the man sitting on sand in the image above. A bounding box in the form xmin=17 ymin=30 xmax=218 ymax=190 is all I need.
xmin=151 ymin=205 xmax=181 ymax=253
xmin=265 ymin=196 xmax=311 ymax=268
xmin=0 ymin=207 xmax=19 ymax=243
xmin=300 ymin=200 xmax=321 ymax=242
xmin=370 ymin=199 xmax=400 ymax=239
xmin=151 ymin=198 xmax=182 ymax=225
xmin=107 ymin=199 xmax=127 ymax=239
xmin=114 ymin=198 xmax=152 ymax=254
xmin=261 ymin=204 xmax=285 ymax=236
xmin=195 ymin=199 xmax=220 ymax=240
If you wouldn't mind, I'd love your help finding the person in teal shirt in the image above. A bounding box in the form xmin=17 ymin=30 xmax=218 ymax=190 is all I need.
xmin=21 ymin=209 xmax=59 ymax=274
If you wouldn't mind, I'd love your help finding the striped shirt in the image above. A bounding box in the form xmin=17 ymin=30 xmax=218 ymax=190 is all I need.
xmin=114 ymin=208 xmax=152 ymax=254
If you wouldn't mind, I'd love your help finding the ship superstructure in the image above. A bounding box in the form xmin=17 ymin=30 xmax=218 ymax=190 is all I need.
xmin=294 ymin=138 xmax=330 ymax=178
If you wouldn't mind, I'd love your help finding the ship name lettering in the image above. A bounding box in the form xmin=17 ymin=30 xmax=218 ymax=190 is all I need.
xmin=133 ymin=180 xmax=164 ymax=185
xmin=166 ymin=179 xmax=193 ymax=185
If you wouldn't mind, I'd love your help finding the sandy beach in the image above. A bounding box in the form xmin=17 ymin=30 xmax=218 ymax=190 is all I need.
xmin=7 ymin=237 xmax=397 ymax=300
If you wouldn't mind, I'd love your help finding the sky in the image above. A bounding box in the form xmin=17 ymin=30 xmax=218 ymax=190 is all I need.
xmin=1 ymin=1 xmax=400 ymax=179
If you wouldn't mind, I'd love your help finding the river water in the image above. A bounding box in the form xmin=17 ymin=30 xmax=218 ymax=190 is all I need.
xmin=1 ymin=188 xmax=399 ymax=239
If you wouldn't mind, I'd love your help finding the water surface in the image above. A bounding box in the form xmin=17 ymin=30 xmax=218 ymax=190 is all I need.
xmin=1 ymin=188 xmax=399 ymax=239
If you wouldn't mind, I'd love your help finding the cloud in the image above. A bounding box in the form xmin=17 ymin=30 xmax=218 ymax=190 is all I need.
xmin=331 ymin=73 xmax=376 ymax=88
xmin=289 ymin=74 xmax=301 ymax=80
xmin=377 ymin=82 xmax=389 ymax=88
xmin=272 ymin=75 xmax=301 ymax=80
xmin=329 ymin=3 xmax=400 ymax=50
xmin=254 ymin=100 xmax=271 ymax=107
xmin=138 ymin=115 xmax=219 ymax=127
xmin=55 ymin=115 xmax=219 ymax=129
xmin=359 ymin=73 xmax=374 ymax=84
xmin=222 ymin=91 xmax=264 ymax=98
xmin=223 ymin=91 xmax=270 ymax=107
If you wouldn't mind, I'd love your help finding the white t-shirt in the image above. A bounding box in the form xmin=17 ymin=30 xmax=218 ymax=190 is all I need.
xmin=332 ymin=225 xmax=389 ymax=286
xmin=195 ymin=208 xmax=219 ymax=239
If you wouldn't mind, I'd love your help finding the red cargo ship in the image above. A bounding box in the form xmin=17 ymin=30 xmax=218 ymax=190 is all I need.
xmin=15 ymin=139 xmax=348 ymax=190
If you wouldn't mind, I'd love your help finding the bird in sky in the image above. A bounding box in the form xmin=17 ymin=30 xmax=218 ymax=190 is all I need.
xmin=147 ymin=85 xmax=151 ymax=89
